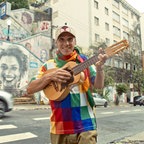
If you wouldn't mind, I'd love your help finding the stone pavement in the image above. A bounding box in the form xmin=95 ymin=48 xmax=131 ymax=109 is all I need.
xmin=13 ymin=103 xmax=144 ymax=144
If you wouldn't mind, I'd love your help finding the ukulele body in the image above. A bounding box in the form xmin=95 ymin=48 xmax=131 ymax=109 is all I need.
xmin=43 ymin=61 xmax=84 ymax=101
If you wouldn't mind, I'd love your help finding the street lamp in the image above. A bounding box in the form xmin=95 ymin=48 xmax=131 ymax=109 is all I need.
xmin=7 ymin=19 xmax=11 ymax=41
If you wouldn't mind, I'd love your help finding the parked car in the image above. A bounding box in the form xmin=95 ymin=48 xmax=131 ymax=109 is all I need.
xmin=92 ymin=93 xmax=108 ymax=107
xmin=0 ymin=90 xmax=13 ymax=118
xmin=133 ymin=95 xmax=144 ymax=106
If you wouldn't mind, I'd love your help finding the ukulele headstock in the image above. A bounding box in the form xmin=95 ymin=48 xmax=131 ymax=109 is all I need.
xmin=105 ymin=39 xmax=129 ymax=57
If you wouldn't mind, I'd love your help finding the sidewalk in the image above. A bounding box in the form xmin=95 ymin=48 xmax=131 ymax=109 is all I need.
xmin=109 ymin=132 xmax=144 ymax=144
xmin=13 ymin=104 xmax=50 ymax=111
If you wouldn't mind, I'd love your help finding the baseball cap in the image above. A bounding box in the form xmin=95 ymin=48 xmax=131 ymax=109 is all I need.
xmin=55 ymin=25 xmax=76 ymax=41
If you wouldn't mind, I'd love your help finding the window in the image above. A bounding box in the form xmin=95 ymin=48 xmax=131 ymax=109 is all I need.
xmin=125 ymin=62 xmax=130 ymax=70
xmin=105 ymin=7 xmax=109 ymax=15
xmin=112 ymin=0 xmax=119 ymax=9
xmin=94 ymin=0 xmax=98 ymax=9
xmin=95 ymin=34 xmax=100 ymax=42
xmin=113 ymin=26 xmax=120 ymax=37
xmin=122 ymin=18 xmax=129 ymax=28
xmin=94 ymin=17 xmax=99 ymax=26
xmin=115 ymin=59 xmax=123 ymax=68
xmin=113 ymin=11 xmax=120 ymax=22
xmin=123 ymin=31 xmax=129 ymax=40
xmin=105 ymin=23 xmax=109 ymax=31
xmin=133 ymin=65 xmax=136 ymax=71
xmin=122 ymin=6 xmax=128 ymax=15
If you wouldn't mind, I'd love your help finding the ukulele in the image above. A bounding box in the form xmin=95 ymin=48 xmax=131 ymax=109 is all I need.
xmin=43 ymin=39 xmax=129 ymax=101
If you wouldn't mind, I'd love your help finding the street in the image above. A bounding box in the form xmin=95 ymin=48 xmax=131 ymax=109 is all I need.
xmin=0 ymin=105 xmax=144 ymax=144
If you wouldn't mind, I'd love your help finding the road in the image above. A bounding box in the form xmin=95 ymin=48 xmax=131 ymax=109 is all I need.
xmin=0 ymin=105 xmax=144 ymax=144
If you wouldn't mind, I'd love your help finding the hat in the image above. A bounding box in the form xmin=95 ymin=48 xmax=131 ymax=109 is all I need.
xmin=55 ymin=25 xmax=75 ymax=41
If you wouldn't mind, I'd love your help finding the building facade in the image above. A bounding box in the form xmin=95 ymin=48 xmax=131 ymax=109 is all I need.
xmin=50 ymin=0 xmax=142 ymax=83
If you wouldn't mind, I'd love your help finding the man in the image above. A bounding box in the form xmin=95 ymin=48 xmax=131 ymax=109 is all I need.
xmin=27 ymin=25 xmax=107 ymax=144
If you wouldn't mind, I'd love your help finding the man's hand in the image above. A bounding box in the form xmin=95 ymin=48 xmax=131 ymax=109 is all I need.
xmin=45 ymin=68 xmax=72 ymax=83
xmin=95 ymin=48 xmax=108 ymax=71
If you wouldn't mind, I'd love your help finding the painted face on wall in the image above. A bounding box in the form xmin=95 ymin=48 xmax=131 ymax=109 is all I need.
xmin=40 ymin=49 xmax=47 ymax=61
xmin=0 ymin=55 xmax=21 ymax=88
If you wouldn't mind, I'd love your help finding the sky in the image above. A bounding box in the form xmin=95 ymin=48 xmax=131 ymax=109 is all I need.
xmin=125 ymin=0 xmax=144 ymax=13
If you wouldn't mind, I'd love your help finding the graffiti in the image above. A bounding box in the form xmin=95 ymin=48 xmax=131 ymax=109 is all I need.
xmin=25 ymin=42 xmax=32 ymax=51
xmin=40 ymin=49 xmax=48 ymax=62
xmin=0 ymin=18 xmax=30 ymax=41
xmin=21 ymin=12 xmax=32 ymax=25
xmin=0 ymin=45 xmax=28 ymax=96
xmin=0 ymin=8 xmax=52 ymax=97
xmin=20 ymin=34 xmax=51 ymax=61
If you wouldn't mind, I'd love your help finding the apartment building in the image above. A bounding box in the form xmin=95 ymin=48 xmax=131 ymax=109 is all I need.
xmin=51 ymin=0 xmax=140 ymax=47
xmin=49 ymin=0 xmax=142 ymax=82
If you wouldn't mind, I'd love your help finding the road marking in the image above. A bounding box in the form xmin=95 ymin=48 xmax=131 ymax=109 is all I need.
xmin=120 ymin=110 xmax=130 ymax=113
xmin=33 ymin=117 xmax=50 ymax=120
xmin=101 ymin=112 xmax=114 ymax=114
xmin=0 ymin=125 xmax=17 ymax=130
xmin=0 ymin=132 xmax=37 ymax=143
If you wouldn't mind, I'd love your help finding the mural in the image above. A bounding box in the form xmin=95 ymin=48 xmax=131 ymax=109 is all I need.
xmin=0 ymin=8 xmax=52 ymax=42
xmin=0 ymin=18 xmax=30 ymax=42
xmin=11 ymin=9 xmax=34 ymax=34
xmin=11 ymin=8 xmax=51 ymax=36
xmin=0 ymin=8 xmax=52 ymax=98
xmin=19 ymin=34 xmax=51 ymax=62
xmin=0 ymin=42 xmax=29 ymax=96
xmin=32 ymin=11 xmax=51 ymax=36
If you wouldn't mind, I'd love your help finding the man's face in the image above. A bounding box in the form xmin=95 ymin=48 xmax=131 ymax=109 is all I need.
xmin=0 ymin=56 xmax=21 ymax=88
xmin=56 ymin=32 xmax=76 ymax=56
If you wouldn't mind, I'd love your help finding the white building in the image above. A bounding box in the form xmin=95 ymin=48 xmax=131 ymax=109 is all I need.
xmin=50 ymin=0 xmax=142 ymax=53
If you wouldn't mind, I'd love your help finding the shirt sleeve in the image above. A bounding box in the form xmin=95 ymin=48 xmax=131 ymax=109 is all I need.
xmin=30 ymin=59 xmax=56 ymax=82
xmin=89 ymin=65 xmax=96 ymax=85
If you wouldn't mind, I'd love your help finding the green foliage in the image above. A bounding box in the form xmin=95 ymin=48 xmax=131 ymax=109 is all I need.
xmin=104 ymin=66 xmax=115 ymax=87
xmin=132 ymin=69 xmax=144 ymax=95
xmin=0 ymin=0 xmax=29 ymax=10
xmin=116 ymin=83 xmax=128 ymax=96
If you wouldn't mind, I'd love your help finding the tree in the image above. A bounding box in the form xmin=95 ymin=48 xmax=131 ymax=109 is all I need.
xmin=0 ymin=0 xmax=29 ymax=10
xmin=115 ymin=83 xmax=128 ymax=105
xmin=132 ymin=70 xmax=144 ymax=95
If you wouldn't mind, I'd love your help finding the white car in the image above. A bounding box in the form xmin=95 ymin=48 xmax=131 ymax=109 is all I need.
xmin=92 ymin=93 xmax=108 ymax=107
xmin=0 ymin=90 xmax=13 ymax=118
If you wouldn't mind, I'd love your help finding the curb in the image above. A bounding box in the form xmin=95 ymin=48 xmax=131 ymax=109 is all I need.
xmin=13 ymin=104 xmax=50 ymax=111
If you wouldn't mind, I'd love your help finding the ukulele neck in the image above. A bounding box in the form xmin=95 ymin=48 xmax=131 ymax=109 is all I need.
xmin=72 ymin=55 xmax=99 ymax=75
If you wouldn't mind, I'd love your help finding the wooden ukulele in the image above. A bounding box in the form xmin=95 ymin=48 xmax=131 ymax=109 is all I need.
xmin=43 ymin=39 xmax=129 ymax=101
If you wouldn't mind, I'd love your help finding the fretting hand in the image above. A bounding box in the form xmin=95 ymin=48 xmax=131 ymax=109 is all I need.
xmin=95 ymin=48 xmax=108 ymax=71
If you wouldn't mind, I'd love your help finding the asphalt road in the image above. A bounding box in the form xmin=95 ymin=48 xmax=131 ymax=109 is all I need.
xmin=0 ymin=105 xmax=144 ymax=144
